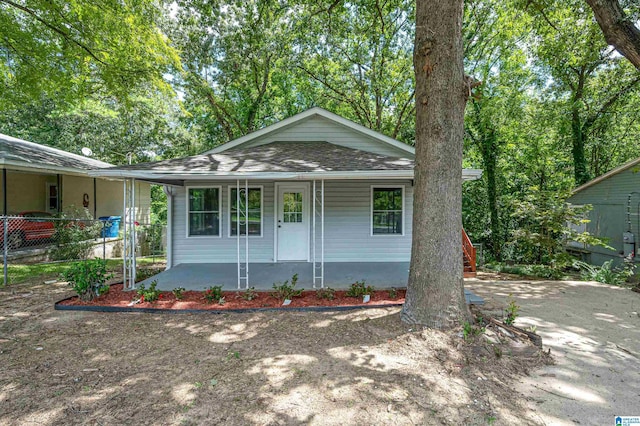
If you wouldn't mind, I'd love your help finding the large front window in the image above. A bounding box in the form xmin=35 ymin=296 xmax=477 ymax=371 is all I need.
xmin=188 ymin=187 xmax=220 ymax=236
xmin=230 ymin=187 xmax=262 ymax=236
xmin=372 ymin=187 xmax=403 ymax=235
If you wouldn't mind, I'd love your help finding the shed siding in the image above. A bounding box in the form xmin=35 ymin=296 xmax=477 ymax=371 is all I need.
xmin=171 ymin=179 xmax=413 ymax=265
xmin=568 ymin=167 xmax=640 ymax=262
xmin=241 ymin=116 xmax=413 ymax=159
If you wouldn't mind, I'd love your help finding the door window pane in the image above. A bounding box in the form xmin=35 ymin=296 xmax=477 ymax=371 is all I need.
xmin=283 ymin=192 xmax=303 ymax=223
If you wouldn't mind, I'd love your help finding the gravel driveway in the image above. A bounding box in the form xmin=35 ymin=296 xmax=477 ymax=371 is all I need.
xmin=467 ymin=278 xmax=640 ymax=425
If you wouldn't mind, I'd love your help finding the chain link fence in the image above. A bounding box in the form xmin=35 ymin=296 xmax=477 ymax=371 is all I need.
xmin=1 ymin=214 xmax=165 ymax=285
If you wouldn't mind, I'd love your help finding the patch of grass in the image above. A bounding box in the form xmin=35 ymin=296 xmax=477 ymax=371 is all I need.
xmin=2 ymin=258 xmax=163 ymax=286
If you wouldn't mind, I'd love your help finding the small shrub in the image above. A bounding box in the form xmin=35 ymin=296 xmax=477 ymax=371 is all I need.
xmin=388 ymin=287 xmax=398 ymax=299
xmin=316 ymin=287 xmax=336 ymax=300
xmin=272 ymin=274 xmax=302 ymax=300
xmin=462 ymin=321 xmax=485 ymax=340
xmin=204 ymin=285 xmax=224 ymax=304
xmin=64 ymin=258 xmax=112 ymax=301
xmin=137 ymin=280 xmax=161 ymax=303
xmin=240 ymin=287 xmax=258 ymax=301
xmin=136 ymin=268 xmax=157 ymax=282
xmin=576 ymin=258 xmax=636 ymax=286
xmin=346 ymin=280 xmax=375 ymax=297
xmin=504 ymin=294 xmax=519 ymax=326
xmin=172 ymin=287 xmax=186 ymax=300
xmin=51 ymin=206 xmax=102 ymax=261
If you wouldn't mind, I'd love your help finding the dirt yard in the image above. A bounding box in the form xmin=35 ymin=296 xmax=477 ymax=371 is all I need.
xmin=3 ymin=275 xmax=554 ymax=425
xmin=467 ymin=275 xmax=640 ymax=425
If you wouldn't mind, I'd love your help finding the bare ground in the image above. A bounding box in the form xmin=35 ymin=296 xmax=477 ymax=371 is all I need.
xmin=467 ymin=274 xmax=640 ymax=425
xmin=1 ymin=276 xmax=550 ymax=426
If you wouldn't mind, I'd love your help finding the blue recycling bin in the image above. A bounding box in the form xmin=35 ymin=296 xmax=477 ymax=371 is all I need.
xmin=99 ymin=216 xmax=121 ymax=238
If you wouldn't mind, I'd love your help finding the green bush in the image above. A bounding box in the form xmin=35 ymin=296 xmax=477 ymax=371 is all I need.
xmin=576 ymin=259 xmax=635 ymax=286
xmin=272 ymin=274 xmax=302 ymax=300
xmin=316 ymin=287 xmax=336 ymax=300
xmin=64 ymin=258 xmax=112 ymax=301
xmin=137 ymin=280 xmax=161 ymax=303
xmin=172 ymin=287 xmax=186 ymax=300
xmin=51 ymin=206 xmax=101 ymax=261
xmin=204 ymin=285 xmax=225 ymax=304
xmin=346 ymin=280 xmax=375 ymax=297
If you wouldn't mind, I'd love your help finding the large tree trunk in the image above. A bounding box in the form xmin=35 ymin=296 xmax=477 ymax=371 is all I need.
xmin=585 ymin=0 xmax=640 ymax=71
xmin=401 ymin=0 xmax=470 ymax=328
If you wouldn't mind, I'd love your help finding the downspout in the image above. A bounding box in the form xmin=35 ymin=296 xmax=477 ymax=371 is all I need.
xmin=163 ymin=185 xmax=173 ymax=270
xmin=93 ymin=178 xmax=97 ymax=218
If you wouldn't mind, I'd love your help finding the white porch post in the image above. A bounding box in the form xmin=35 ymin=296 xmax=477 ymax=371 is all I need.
xmin=313 ymin=179 xmax=325 ymax=288
xmin=237 ymin=179 xmax=249 ymax=289
xmin=123 ymin=178 xmax=137 ymax=290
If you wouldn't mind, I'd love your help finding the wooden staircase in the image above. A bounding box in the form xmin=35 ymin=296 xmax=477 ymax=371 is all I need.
xmin=462 ymin=229 xmax=477 ymax=278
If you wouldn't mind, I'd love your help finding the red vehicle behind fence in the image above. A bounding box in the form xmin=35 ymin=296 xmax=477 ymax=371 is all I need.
xmin=0 ymin=211 xmax=56 ymax=249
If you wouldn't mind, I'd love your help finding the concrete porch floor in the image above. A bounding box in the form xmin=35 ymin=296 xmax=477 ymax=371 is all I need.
xmin=139 ymin=262 xmax=484 ymax=304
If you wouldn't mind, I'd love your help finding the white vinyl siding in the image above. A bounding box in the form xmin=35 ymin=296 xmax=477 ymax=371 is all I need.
xmin=240 ymin=115 xmax=413 ymax=158
xmin=171 ymin=180 xmax=412 ymax=265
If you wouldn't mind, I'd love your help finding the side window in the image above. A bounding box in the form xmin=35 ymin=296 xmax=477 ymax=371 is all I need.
xmin=372 ymin=187 xmax=403 ymax=235
xmin=188 ymin=188 xmax=220 ymax=236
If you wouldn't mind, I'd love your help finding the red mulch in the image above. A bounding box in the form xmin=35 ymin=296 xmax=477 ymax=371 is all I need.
xmin=58 ymin=284 xmax=406 ymax=311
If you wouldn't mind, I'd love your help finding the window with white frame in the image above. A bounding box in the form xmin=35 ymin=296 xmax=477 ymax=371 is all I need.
xmin=230 ymin=187 xmax=262 ymax=236
xmin=372 ymin=187 xmax=403 ymax=235
xmin=188 ymin=187 xmax=220 ymax=236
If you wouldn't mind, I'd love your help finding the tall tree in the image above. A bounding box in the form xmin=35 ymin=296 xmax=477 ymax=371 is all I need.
xmin=401 ymin=0 xmax=470 ymax=328
xmin=585 ymin=0 xmax=640 ymax=70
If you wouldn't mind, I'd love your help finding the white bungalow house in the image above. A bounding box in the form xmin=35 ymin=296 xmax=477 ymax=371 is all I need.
xmin=90 ymin=108 xmax=481 ymax=290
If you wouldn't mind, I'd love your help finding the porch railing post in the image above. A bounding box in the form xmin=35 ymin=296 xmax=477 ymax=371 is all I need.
xmin=321 ymin=179 xmax=324 ymax=288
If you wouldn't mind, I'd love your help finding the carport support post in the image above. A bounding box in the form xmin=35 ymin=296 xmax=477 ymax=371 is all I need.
xmin=3 ymin=169 xmax=6 ymax=286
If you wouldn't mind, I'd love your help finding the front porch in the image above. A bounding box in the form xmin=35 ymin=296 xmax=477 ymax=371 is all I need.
xmin=138 ymin=262 xmax=485 ymax=304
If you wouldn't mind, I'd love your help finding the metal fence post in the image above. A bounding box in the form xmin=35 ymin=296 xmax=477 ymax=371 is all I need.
xmin=3 ymin=217 xmax=7 ymax=286
xmin=102 ymin=221 xmax=106 ymax=261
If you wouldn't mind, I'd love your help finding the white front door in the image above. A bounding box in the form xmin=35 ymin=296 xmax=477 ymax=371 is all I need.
xmin=276 ymin=183 xmax=309 ymax=261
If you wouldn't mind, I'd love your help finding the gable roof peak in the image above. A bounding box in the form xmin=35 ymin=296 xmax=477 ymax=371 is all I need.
xmin=205 ymin=107 xmax=414 ymax=156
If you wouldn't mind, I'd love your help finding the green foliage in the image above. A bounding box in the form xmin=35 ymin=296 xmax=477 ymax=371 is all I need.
xmin=462 ymin=321 xmax=485 ymax=341
xmin=0 ymin=0 xmax=180 ymax=107
xmin=484 ymin=262 xmax=566 ymax=280
xmin=504 ymin=295 xmax=520 ymax=326
xmin=576 ymin=259 xmax=636 ymax=286
xmin=172 ymin=287 xmax=186 ymax=300
xmin=50 ymin=206 xmax=101 ymax=261
xmin=203 ymin=285 xmax=225 ymax=304
xmin=388 ymin=287 xmax=398 ymax=299
xmin=135 ymin=268 xmax=157 ymax=283
xmin=137 ymin=280 xmax=161 ymax=303
xmin=64 ymin=258 xmax=112 ymax=301
xmin=346 ymin=280 xmax=375 ymax=298
xmin=316 ymin=287 xmax=336 ymax=300
xmin=272 ymin=274 xmax=302 ymax=301
xmin=240 ymin=287 xmax=258 ymax=301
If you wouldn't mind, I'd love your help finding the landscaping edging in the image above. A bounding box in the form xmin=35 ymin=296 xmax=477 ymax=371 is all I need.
xmin=54 ymin=295 xmax=404 ymax=314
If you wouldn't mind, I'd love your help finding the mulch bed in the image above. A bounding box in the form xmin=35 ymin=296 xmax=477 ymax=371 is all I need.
xmin=56 ymin=283 xmax=406 ymax=312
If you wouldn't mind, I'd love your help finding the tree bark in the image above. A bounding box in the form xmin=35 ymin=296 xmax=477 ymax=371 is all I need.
xmin=585 ymin=0 xmax=640 ymax=71
xmin=401 ymin=0 xmax=470 ymax=328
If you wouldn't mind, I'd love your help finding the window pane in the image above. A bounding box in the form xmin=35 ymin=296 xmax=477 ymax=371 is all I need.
xmin=189 ymin=212 xmax=220 ymax=236
xmin=189 ymin=188 xmax=219 ymax=212
xmin=231 ymin=188 xmax=262 ymax=236
xmin=372 ymin=188 xmax=403 ymax=235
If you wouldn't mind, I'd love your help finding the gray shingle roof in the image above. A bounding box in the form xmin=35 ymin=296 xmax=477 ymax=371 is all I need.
xmin=103 ymin=141 xmax=413 ymax=173
xmin=0 ymin=133 xmax=114 ymax=171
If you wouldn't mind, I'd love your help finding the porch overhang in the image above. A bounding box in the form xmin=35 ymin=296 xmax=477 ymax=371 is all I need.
xmin=88 ymin=168 xmax=483 ymax=184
